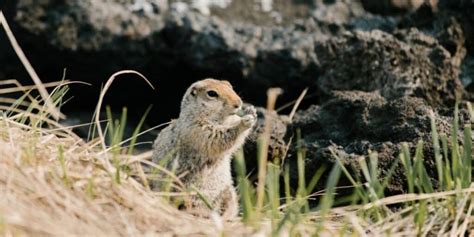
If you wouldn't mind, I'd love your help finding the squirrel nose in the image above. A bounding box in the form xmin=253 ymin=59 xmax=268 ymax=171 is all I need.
xmin=233 ymin=101 xmax=242 ymax=110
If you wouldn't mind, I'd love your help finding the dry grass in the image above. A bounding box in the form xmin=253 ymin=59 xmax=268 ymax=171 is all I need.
xmin=0 ymin=91 xmax=258 ymax=236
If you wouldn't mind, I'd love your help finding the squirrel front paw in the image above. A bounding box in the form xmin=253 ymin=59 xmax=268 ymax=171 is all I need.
xmin=241 ymin=105 xmax=257 ymax=128
xmin=243 ymin=105 xmax=257 ymax=117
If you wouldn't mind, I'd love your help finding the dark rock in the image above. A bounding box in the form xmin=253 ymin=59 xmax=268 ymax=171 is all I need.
xmin=287 ymin=91 xmax=454 ymax=194
xmin=311 ymin=1 xmax=397 ymax=33
xmin=3 ymin=0 xmax=465 ymax=109
xmin=0 ymin=0 xmax=320 ymax=122
xmin=291 ymin=91 xmax=437 ymax=145
xmin=462 ymin=56 xmax=474 ymax=94
xmin=240 ymin=90 xmax=460 ymax=195
xmin=399 ymin=3 xmax=466 ymax=59
xmin=403 ymin=0 xmax=473 ymax=55
xmin=398 ymin=0 xmax=474 ymax=99
xmin=315 ymin=30 xmax=464 ymax=106
xmin=361 ymin=0 xmax=427 ymax=15
xmin=1 ymin=0 xmax=403 ymax=117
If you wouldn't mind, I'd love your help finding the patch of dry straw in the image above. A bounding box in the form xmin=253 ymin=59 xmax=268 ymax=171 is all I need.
xmin=0 ymin=95 xmax=264 ymax=236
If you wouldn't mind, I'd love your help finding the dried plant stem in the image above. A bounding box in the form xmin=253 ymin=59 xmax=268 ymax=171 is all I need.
xmin=93 ymin=70 xmax=154 ymax=151
xmin=288 ymin=88 xmax=308 ymax=122
xmin=255 ymin=88 xmax=282 ymax=216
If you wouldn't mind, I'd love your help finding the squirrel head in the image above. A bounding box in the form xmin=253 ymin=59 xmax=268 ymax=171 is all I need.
xmin=180 ymin=79 xmax=243 ymax=123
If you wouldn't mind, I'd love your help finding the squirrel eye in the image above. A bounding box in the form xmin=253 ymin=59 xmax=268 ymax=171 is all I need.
xmin=206 ymin=90 xmax=219 ymax=98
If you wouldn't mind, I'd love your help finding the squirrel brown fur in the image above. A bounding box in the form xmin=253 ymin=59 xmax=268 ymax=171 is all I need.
xmin=151 ymin=78 xmax=256 ymax=219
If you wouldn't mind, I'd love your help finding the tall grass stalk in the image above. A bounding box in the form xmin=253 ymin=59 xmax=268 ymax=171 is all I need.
xmin=255 ymin=88 xmax=282 ymax=216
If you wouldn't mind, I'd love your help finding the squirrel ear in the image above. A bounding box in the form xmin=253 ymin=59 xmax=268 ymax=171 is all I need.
xmin=222 ymin=80 xmax=233 ymax=88
xmin=190 ymin=87 xmax=197 ymax=96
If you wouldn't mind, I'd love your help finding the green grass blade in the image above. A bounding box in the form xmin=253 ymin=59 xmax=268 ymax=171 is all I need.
xmin=127 ymin=105 xmax=152 ymax=155
xmin=462 ymin=124 xmax=472 ymax=187
xmin=234 ymin=148 xmax=254 ymax=223
xmin=317 ymin=163 xmax=341 ymax=230
xmin=306 ymin=165 xmax=326 ymax=195
xmin=400 ymin=143 xmax=414 ymax=193
xmin=430 ymin=110 xmax=444 ymax=189
xmin=451 ymin=103 xmax=460 ymax=185
xmin=414 ymin=140 xmax=433 ymax=193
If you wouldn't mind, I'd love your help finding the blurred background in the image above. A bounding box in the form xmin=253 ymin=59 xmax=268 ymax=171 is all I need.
xmin=0 ymin=0 xmax=447 ymax=129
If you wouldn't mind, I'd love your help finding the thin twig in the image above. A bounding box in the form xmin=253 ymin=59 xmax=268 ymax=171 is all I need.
xmin=288 ymin=88 xmax=308 ymax=122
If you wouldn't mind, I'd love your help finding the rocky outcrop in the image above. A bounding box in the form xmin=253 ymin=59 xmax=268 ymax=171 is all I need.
xmin=286 ymin=91 xmax=458 ymax=194
xmin=243 ymin=89 xmax=463 ymax=194
xmin=3 ymin=0 xmax=465 ymax=107
xmin=315 ymin=29 xmax=463 ymax=106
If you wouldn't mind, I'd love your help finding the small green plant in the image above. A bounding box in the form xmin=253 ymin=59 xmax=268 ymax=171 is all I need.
xmin=57 ymin=145 xmax=72 ymax=188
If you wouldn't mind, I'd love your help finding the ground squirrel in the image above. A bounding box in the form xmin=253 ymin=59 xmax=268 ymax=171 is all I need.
xmin=152 ymin=78 xmax=256 ymax=219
